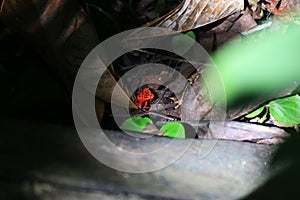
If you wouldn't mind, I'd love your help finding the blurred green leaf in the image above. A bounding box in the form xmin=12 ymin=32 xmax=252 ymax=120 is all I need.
xmin=160 ymin=122 xmax=185 ymax=138
xmin=120 ymin=117 xmax=153 ymax=132
xmin=205 ymin=24 xmax=300 ymax=104
xmin=269 ymin=95 xmax=300 ymax=126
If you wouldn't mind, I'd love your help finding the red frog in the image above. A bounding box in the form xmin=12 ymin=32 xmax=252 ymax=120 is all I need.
xmin=134 ymin=88 xmax=154 ymax=109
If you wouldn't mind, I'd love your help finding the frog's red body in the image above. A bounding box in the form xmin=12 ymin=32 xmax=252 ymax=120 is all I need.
xmin=134 ymin=88 xmax=154 ymax=109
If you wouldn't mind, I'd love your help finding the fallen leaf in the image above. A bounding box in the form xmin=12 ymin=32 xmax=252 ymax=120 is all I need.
xmin=96 ymin=62 xmax=137 ymax=109
xmin=95 ymin=98 xmax=105 ymax=122
xmin=264 ymin=0 xmax=300 ymax=15
xmin=229 ymin=12 xmax=257 ymax=32
xmin=144 ymin=0 xmax=244 ymax=32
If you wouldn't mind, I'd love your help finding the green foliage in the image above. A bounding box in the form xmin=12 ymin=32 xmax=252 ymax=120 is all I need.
xmin=185 ymin=31 xmax=196 ymax=40
xmin=159 ymin=122 xmax=185 ymax=138
xmin=260 ymin=10 xmax=264 ymax=18
xmin=245 ymin=106 xmax=265 ymax=118
xmin=269 ymin=95 xmax=300 ymax=126
xmin=205 ymin=24 xmax=300 ymax=104
xmin=245 ymin=95 xmax=300 ymax=127
xmin=120 ymin=117 xmax=153 ymax=132
xmin=172 ymin=31 xmax=196 ymax=56
xmin=120 ymin=117 xmax=186 ymax=138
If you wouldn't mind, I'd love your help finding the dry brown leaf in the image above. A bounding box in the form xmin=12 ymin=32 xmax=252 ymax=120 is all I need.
xmin=144 ymin=0 xmax=244 ymax=32
xmin=95 ymin=98 xmax=105 ymax=121
xmin=90 ymin=69 xmax=137 ymax=111
xmin=96 ymin=62 xmax=137 ymax=109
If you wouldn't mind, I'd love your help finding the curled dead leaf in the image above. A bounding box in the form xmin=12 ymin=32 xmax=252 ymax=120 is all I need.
xmin=92 ymin=55 xmax=136 ymax=109
xmin=144 ymin=0 xmax=244 ymax=32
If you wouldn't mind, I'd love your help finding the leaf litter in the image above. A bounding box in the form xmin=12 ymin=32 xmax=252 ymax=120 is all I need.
xmin=100 ymin=0 xmax=300 ymax=142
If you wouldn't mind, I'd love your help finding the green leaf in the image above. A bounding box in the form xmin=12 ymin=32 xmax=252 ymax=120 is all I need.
xmin=185 ymin=31 xmax=196 ymax=41
xmin=258 ymin=108 xmax=268 ymax=123
xmin=260 ymin=9 xmax=264 ymax=17
xmin=269 ymin=95 xmax=300 ymax=126
xmin=205 ymin=24 xmax=300 ymax=105
xmin=172 ymin=31 xmax=196 ymax=56
xmin=160 ymin=122 xmax=185 ymax=138
xmin=120 ymin=117 xmax=153 ymax=132
xmin=245 ymin=106 xmax=265 ymax=118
